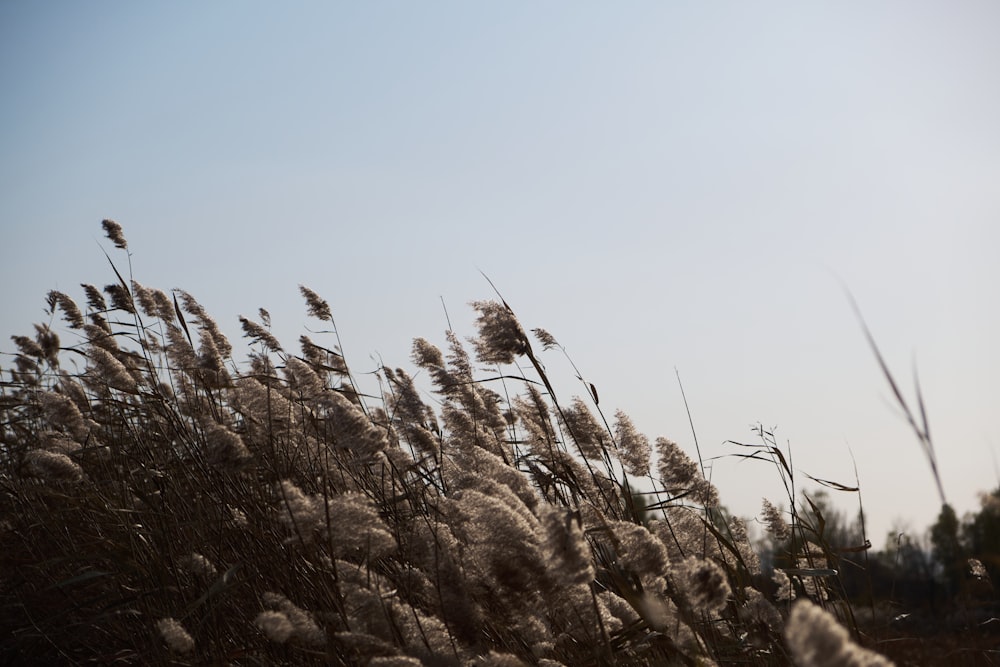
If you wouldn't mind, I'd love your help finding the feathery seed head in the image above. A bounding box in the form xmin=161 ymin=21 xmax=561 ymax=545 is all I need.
xmin=762 ymin=498 xmax=791 ymax=541
xmin=180 ymin=552 xmax=218 ymax=578
xmin=470 ymin=446 xmax=541 ymax=509
xmin=24 ymin=449 xmax=83 ymax=482
xmin=196 ymin=332 xmax=228 ymax=385
xmin=411 ymin=337 xmax=445 ymax=369
xmin=84 ymin=323 xmax=117 ymax=353
xmin=101 ymin=219 xmax=128 ymax=249
xmin=785 ymin=599 xmax=895 ymax=666
xmin=284 ymin=356 xmax=326 ymax=398
xmin=384 ymin=366 xmax=440 ymax=456
xmin=130 ymin=281 xmax=158 ymax=318
xmin=317 ymin=389 xmax=388 ymax=455
xmin=47 ymin=290 xmax=85 ymax=328
xmin=476 ymin=651 xmax=531 ymax=666
xmin=739 ymin=587 xmax=783 ymax=635
xmin=260 ymin=592 xmax=326 ymax=647
xmin=560 ymin=397 xmax=606 ymax=460
xmin=656 ymin=437 xmax=718 ymax=507
xmin=164 ymin=324 xmax=199 ymax=369
xmin=969 ymin=557 xmax=989 ymax=580
xmin=88 ymin=346 xmax=138 ymax=393
xmin=470 ymin=300 xmax=528 ymax=365
xmin=39 ymin=391 xmax=89 ymax=441
xmin=326 ymin=492 xmax=396 ymax=558
xmin=797 ymin=542 xmax=830 ymax=600
xmin=11 ymin=335 xmax=43 ymax=359
xmin=103 ymin=283 xmax=134 ymax=313
xmin=539 ymin=505 xmax=594 ymax=588
xmin=774 ymin=569 xmax=796 ymax=602
xmin=299 ymin=285 xmax=332 ymax=321
xmin=255 ymin=610 xmax=294 ymax=643
xmin=203 ymin=421 xmax=251 ymax=468
xmin=239 ymin=316 xmax=283 ymax=352
xmin=33 ymin=324 xmax=60 ymax=366
xmin=729 ymin=516 xmax=762 ymax=575
xmin=39 ymin=431 xmax=82 ymax=455
xmin=444 ymin=488 xmax=546 ymax=599
xmin=531 ymin=328 xmax=559 ymax=350
xmin=600 ymin=589 xmax=641 ymax=627
xmin=151 ymin=285 xmax=179 ymax=322
xmin=614 ymin=409 xmax=651 ymax=476
xmin=176 ymin=289 xmax=232 ymax=357
xmin=80 ymin=283 xmax=108 ymax=312
xmin=277 ymin=480 xmax=324 ymax=540
xmin=156 ymin=617 xmax=194 ymax=654
xmin=369 ymin=657 xmax=424 ymax=667
xmin=300 ymin=335 xmax=347 ymax=374
xmin=608 ymin=520 xmax=671 ymax=592
xmin=675 ymin=556 xmax=731 ymax=615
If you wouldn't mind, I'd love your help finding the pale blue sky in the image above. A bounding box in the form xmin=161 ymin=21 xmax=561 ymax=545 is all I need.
xmin=3 ymin=2 xmax=999 ymax=543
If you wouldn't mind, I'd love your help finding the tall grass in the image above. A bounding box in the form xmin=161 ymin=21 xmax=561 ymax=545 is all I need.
xmin=1 ymin=221 xmax=901 ymax=665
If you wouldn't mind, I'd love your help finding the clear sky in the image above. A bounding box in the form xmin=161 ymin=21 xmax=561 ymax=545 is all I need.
xmin=2 ymin=2 xmax=998 ymax=545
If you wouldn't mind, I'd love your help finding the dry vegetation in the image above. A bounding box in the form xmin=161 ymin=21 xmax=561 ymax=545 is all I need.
xmin=0 ymin=221 xmax=992 ymax=665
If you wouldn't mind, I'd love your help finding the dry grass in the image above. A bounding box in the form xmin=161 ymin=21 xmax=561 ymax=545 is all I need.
xmin=0 ymin=221 xmax=990 ymax=665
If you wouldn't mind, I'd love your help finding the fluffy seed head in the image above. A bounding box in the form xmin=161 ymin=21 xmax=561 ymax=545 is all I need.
xmin=969 ymin=557 xmax=989 ymax=580
xmin=39 ymin=431 xmax=82 ymax=455
xmin=531 ymin=328 xmax=559 ymax=350
xmin=317 ymin=390 xmax=388 ymax=455
xmin=81 ymin=283 xmax=108 ymax=312
xmin=39 ymin=391 xmax=89 ymax=441
xmin=24 ymin=449 xmax=83 ymax=482
xmin=278 ymin=480 xmax=324 ymax=539
xmin=325 ymin=492 xmax=396 ymax=558
xmin=47 ymin=290 xmax=85 ymax=328
xmin=156 ymin=617 xmax=194 ymax=654
xmin=33 ymin=324 xmax=60 ymax=366
xmin=774 ymin=569 xmax=796 ymax=602
xmin=11 ymin=335 xmax=43 ymax=359
xmin=739 ymin=587 xmax=783 ymax=634
xmin=88 ymin=347 xmax=138 ymax=393
xmin=675 ymin=556 xmax=730 ymax=615
xmin=470 ymin=300 xmax=528 ymax=365
xmin=239 ymin=316 xmax=283 ymax=352
xmin=608 ymin=520 xmax=670 ymax=592
xmin=299 ymin=285 xmax=332 ymax=321
xmin=411 ymin=337 xmax=445 ymax=369
xmin=614 ymin=409 xmax=651 ymax=476
xmin=785 ymin=599 xmax=895 ymax=666
xmin=203 ymin=421 xmax=251 ymax=468
xmin=256 ymin=610 xmax=294 ymax=643
xmin=762 ymin=498 xmax=791 ymax=541
xmin=559 ymin=397 xmax=605 ymax=460
xmin=101 ymin=219 xmax=128 ymax=249
xmin=656 ymin=437 xmax=718 ymax=507
xmin=260 ymin=592 xmax=325 ymax=647
xmin=103 ymin=283 xmax=134 ymax=313
xmin=180 ymin=552 xmax=217 ymax=578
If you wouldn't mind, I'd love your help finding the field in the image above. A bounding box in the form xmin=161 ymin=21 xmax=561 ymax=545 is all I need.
xmin=1 ymin=221 xmax=996 ymax=665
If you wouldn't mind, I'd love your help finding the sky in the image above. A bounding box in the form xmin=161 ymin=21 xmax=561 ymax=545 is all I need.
xmin=2 ymin=2 xmax=999 ymax=546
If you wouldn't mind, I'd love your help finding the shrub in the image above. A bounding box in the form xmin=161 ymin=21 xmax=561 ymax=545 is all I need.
xmin=0 ymin=221 xmax=897 ymax=665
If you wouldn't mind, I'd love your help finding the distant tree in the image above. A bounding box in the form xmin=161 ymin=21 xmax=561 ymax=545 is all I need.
xmin=767 ymin=491 xmax=871 ymax=604
xmin=882 ymin=527 xmax=934 ymax=580
xmin=792 ymin=490 xmax=866 ymax=552
xmin=963 ymin=487 xmax=1000 ymax=582
xmin=875 ymin=527 xmax=936 ymax=609
xmin=929 ymin=503 xmax=966 ymax=594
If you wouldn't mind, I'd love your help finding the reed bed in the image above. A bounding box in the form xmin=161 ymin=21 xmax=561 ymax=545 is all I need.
xmin=1 ymin=221 xmax=901 ymax=665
